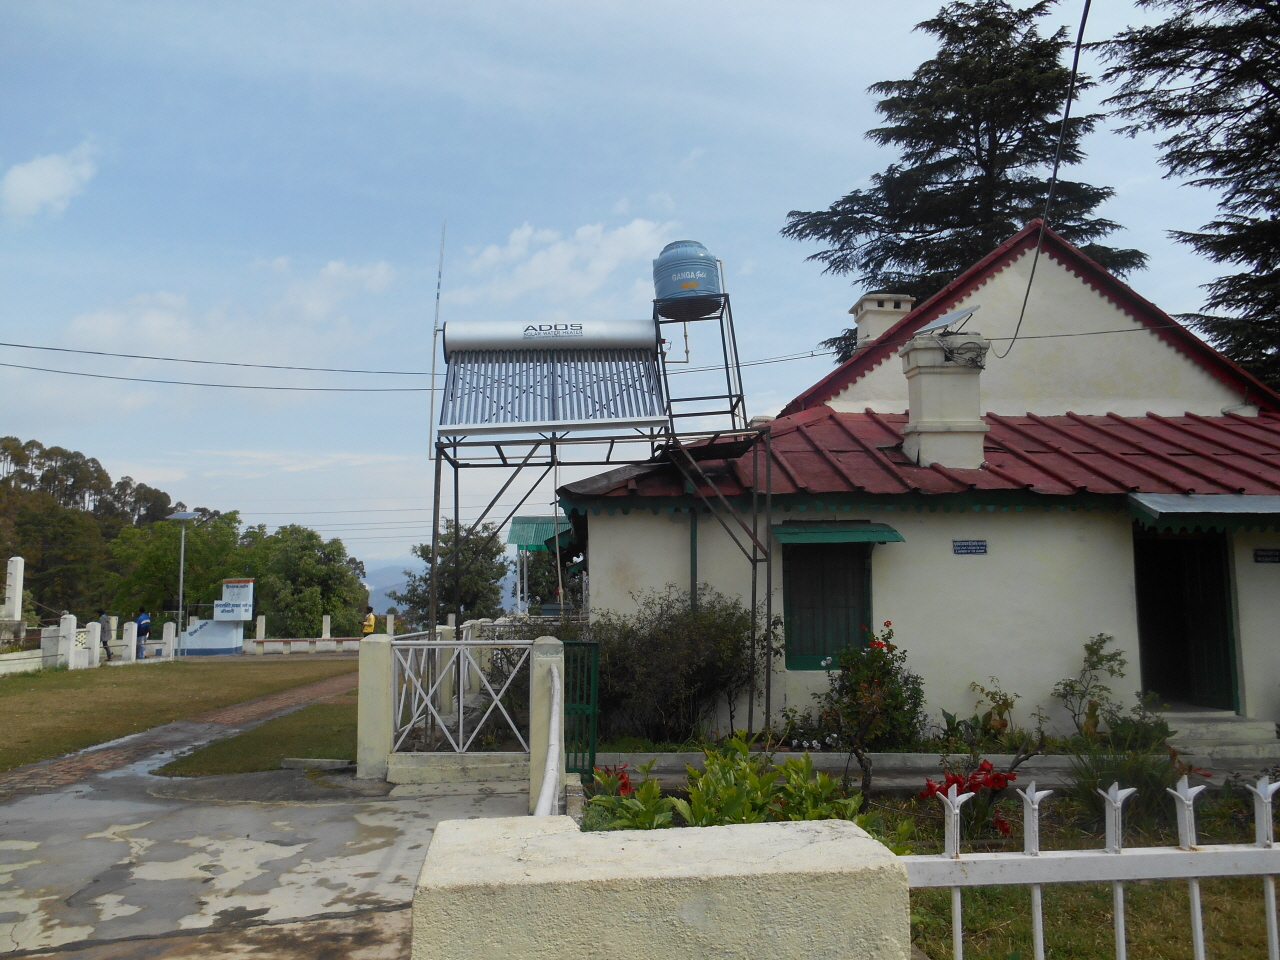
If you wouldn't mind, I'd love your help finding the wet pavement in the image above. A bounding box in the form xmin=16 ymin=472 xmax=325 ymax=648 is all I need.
xmin=0 ymin=676 xmax=528 ymax=959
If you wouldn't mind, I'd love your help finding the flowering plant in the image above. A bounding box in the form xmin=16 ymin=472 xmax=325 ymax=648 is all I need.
xmin=816 ymin=619 xmax=926 ymax=806
xmin=920 ymin=758 xmax=1016 ymax=836
xmin=591 ymin=763 xmax=634 ymax=797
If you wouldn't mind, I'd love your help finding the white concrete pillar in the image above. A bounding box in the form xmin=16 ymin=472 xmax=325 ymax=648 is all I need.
xmin=86 ymin=621 xmax=101 ymax=668
xmin=256 ymin=614 xmax=266 ymax=641
xmin=356 ymin=634 xmax=394 ymax=780
xmin=386 ymin=613 xmax=395 ymax=637
xmin=161 ymin=621 xmax=176 ymax=659
xmin=528 ymin=636 xmax=565 ymax=815
xmin=321 ymin=614 xmax=331 ymax=639
xmin=4 ymin=556 xmax=24 ymax=621
xmin=121 ymin=621 xmax=137 ymax=662
xmin=58 ymin=613 xmax=76 ymax=668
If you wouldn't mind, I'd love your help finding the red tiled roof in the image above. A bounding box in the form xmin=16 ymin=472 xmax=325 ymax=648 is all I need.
xmin=561 ymin=405 xmax=1280 ymax=501
xmin=779 ymin=221 xmax=1280 ymax=416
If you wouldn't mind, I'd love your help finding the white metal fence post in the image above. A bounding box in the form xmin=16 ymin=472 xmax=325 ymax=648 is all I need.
xmin=1168 ymin=776 xmax=1208 ymax=960
xmin=1017 ymin=781 xmax=1053 ymax=960
xmin=934 ymin=782 xmax=974 ymax=960
xmin=1247 ymin=777 xmax=1280 ymax=960
xmin=1100 ymin=782 xmax=1138 ymax=960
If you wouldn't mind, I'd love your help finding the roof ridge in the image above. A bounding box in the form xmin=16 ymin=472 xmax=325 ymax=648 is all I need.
xmin=779 ymin=221 xmax=1280 ymax=416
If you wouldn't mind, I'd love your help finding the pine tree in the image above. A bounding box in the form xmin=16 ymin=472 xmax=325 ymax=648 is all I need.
xmin=784 ymin=0 xmax=1145 ymax=361
xmin=1098 ymin=0 xmax=1280 ymax=388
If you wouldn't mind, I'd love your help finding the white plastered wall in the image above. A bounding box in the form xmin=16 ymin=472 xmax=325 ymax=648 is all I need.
xmin=828 ymin=248 xmax=1253 ymax=418
xmin=586 ymin=504 xmax=1144 ymax=735
xmin=1230 ymin=529 xmax=1280 ymax=722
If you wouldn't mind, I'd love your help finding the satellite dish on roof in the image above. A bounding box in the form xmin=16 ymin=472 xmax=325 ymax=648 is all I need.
xmin=917 ymin=305 xmax=980 ymax=334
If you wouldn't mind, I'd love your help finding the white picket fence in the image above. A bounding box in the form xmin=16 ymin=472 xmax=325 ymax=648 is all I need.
xmin=901 ymin=775 xmax=1280 ymax=960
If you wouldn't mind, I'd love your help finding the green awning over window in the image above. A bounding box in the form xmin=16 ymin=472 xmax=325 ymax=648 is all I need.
xmin=507 ymin=516 xmax=571 ymax=550
xmin=771 ymin=521 xmax=904 ymax=544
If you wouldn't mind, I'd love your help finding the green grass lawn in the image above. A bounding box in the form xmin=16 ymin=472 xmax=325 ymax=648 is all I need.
xmin=0 ymin=658 xmax=358 ymax=772
xmin=156 ymin=696 xmax=357 ymax=776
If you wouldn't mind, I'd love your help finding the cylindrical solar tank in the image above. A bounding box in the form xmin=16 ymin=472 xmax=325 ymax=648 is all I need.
xmin=652 ymin=240 xmax=722 ymax=320
xmin=442 ymin=318 xmax=658 ymax=357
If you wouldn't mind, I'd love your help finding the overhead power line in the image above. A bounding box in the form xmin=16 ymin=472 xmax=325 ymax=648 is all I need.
xmin=0 ymin=360 xmax=434 ymax=392
xmin=0 ymin=339 xmax=432 ymax=375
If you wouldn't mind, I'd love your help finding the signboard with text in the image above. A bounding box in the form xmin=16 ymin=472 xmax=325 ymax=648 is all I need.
xmin=214 ymin=579 xmax=254 ymax=621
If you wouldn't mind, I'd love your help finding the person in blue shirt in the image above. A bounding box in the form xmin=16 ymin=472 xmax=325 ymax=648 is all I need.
xmin=136 ymin=609 xmax=151 ymax=659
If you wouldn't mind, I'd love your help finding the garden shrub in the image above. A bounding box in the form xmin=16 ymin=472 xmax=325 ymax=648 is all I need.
xmin=816 ymin=621 xmax=926 ymax=803
xmin=585 ymin=585 xmax=776 ymax=744
xmin=586 ymin=739 xmax=912 ymax=852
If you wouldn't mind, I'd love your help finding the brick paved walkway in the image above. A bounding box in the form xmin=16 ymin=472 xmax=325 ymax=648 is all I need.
xmin=0 ymin=671 xmax=359 ymax=797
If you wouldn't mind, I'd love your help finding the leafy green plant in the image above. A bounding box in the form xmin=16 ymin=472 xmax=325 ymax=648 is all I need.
xmin=672 ymin=737 xmax=779 ymax=826
xmin=1068 ymin=742 xmax=1209 ymax=831
xmin=816 ymin=621 xmax=926 ymax=805
xmin=1052 ymin=633 xmax=1127 ymax=736
xmin=587 ymin=759 xmax=674 ymax=830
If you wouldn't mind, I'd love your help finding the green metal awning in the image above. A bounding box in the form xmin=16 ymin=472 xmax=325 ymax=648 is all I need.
xmin=507 ymin=515 xmax=572 ymax=551
xmin=1128 ymin=494 xmax=1280 ymax=532
xmin=771 ymin=520 xmax=904 ymax=544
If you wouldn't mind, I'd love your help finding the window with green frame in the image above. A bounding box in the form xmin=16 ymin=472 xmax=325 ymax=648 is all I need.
xmin=782 ymin=541 xmax=871 ymax=670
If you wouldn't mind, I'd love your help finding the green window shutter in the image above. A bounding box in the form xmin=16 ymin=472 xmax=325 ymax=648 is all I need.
xmin=783 ymin=542 xmax=871 ymax=670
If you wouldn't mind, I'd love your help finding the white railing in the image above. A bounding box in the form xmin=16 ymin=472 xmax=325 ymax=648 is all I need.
xmin=392 ymin=623 xmax=532 ymax=753
xmin=902 ymin=775 xmax=1280 ymax=960
xmin=533 ymin=660 xmax=562 ymax=816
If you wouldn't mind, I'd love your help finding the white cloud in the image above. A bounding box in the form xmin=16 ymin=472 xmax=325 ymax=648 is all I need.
xmin=647 ymin=191 xmax=675 ymax=213
xmin=283 ymin=259 xmax=395 ymax=321
xmin=2 ymin=141 xmax=97 ymax=221
xmin=611 ymin=198 xmax=630 ymax=215
xmin=449 ymin=218 xmax=676 ymax=306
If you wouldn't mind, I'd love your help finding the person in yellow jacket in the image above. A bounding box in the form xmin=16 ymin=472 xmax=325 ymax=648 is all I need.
xmin=361 ymin=606 xmax=377 ymax=636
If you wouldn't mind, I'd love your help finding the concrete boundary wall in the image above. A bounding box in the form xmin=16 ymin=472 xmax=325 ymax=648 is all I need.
xmin=413 ymin=816 xmax=911 ymax=960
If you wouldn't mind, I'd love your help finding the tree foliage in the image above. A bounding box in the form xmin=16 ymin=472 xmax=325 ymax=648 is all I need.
xmin=1098 ymin=0 xmax=1280 ymax=388
xmin=392 ymin=520 xmax=511 ymax=625
xmin=784 ymin=0 xmax=1145 ymax=360
xmin=0 ymin=434 xmax=368 ymax=635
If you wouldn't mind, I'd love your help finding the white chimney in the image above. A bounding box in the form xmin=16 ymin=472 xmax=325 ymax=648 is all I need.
xmin=899 ymin=332 xmax=991 ymax=469
xmin=849 ymin=293 xmax=915 ymax=345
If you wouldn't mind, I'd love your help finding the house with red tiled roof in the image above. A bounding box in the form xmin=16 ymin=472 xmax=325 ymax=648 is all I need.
xmin=559 ymin=223 xmax=1280 ymax=748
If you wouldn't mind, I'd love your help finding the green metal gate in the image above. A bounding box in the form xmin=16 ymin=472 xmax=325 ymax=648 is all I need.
xmin=562 ymin=640 xmax=599 ymax=782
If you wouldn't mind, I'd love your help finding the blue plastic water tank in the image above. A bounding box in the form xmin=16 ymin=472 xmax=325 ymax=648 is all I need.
xmin=653 ymin=240 xmax=722 ymax=319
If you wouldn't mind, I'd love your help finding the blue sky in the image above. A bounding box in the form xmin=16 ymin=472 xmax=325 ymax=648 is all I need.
xmin=0 ymin=1 xmax=1224 ymax=566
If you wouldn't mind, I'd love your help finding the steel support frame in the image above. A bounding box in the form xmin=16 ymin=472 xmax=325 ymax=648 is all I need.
xmin=426 ymin=291 xmax=777 ymax=731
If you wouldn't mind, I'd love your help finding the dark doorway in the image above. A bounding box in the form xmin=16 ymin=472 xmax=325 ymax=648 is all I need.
xmin=782 ymin=542 xmax=871 ymax=670
xmin=1133 ymin=528 xmax=1237 ymax=711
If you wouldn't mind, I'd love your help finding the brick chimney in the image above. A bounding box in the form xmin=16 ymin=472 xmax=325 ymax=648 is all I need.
xmin=849 ymin=293 xmax=915 ymax=345
xmin=899 ymin=332 xmax=991 ymax=469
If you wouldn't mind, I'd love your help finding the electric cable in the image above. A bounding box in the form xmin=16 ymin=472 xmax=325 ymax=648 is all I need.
xmin=994 ymin=0 xmax=1092 ymax=360
xmin=0 ymin=360 xmax=433 ymax=391
xmin=0 ymin=339 xmax=432 ymax=375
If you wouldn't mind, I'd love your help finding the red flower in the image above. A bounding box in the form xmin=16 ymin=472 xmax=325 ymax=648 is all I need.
xmin=884 ymin=620 xmax=892 ymax=627
xmin=869 ymin=639 xmax=886 ymax=649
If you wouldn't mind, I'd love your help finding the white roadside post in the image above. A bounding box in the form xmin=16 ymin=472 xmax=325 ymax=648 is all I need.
xmin=161 ymin=621 xmax=176 ymax=659
xmin=85 ymin=621 xmax=101 ymax=668
xmin=3 ymin=556 xmax=24 ymax=621
xmin=166 ymin=511 xmax=199 ymax=658
xmin=120 ymin=621 xmax=137 ymax=663
xmin=528 ymin=636 xmax=565 ymax=815
xmin=386 ymin=613 xmax=396 ymax=637
xmin=322 ymin=614 xmax=331 ymax=639
xmin=58 ymin=613 xmax=77 ymax=669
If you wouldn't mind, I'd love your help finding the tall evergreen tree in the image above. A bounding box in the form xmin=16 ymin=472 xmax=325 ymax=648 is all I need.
xmin=1098 ymin=0 xmax=1280 ymax=389
xmin=784 ymin=0 xmax=1145 ymax=362
xmin=392 ymin=521 xmax=512 ymax=626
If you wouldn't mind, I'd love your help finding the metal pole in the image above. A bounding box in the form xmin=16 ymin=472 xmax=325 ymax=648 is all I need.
xmin=427 ymin=222 xmax=446 ymax=460
xmin=177 ymin=520 xmax=186 ymax=658
xmin=428 ymin=446 xmax=444 ymax=627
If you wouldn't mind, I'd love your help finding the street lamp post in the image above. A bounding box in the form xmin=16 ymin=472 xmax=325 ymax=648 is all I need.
xmin=167 ymin=511 xmax=199 ymax=658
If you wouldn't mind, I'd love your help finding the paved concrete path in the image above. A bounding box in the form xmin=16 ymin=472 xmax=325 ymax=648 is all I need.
xmin=0 ymin=672 xmax=528 ymax=959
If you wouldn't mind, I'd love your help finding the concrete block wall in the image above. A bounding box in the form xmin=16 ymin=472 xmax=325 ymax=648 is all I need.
xmin=413 ymin=817 xmax=911 ymax=960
